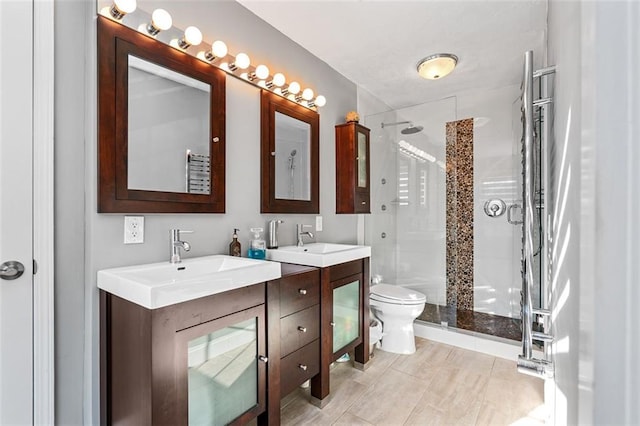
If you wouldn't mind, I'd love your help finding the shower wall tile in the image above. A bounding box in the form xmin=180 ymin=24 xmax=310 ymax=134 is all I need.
xmin=446 ymin=118 xmax=474 ymax=310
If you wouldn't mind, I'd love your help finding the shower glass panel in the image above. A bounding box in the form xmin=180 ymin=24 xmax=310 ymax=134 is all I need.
xmin=364 ymin=97 xmax=455 ymax=327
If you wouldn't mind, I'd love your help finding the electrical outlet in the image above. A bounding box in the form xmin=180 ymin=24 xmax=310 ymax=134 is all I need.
xmin=124 ymin=216 xmax=144 ymax=244
xmin=315 ymin=216 xmax=323 ymax=232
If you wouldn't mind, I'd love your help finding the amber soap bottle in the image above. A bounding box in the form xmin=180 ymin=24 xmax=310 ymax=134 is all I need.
xmin=229 ymin=228 xmax=241 ymax=257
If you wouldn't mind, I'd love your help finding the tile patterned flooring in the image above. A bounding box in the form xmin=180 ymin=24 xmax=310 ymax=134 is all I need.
xmin=280 ymin=338 xmax=547 ymax=425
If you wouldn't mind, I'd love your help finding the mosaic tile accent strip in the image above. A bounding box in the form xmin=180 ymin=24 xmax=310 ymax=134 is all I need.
xmin=446 ymin=118 xmax=474 ymax=311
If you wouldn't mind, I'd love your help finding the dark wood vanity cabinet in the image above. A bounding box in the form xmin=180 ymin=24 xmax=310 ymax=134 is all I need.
xmin=262 ymin=264 xmax=321 ymax=425
xmin=312 ymin=258 xmax=370 ymax=402
xmin=335 ymin=122 xmax=371 ymax=214
xmin=100 ymin=284 xmax=267 ymax=426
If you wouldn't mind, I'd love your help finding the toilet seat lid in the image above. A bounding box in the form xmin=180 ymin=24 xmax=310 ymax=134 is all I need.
xmin=370 ymin=284 xmax=426 ymax=304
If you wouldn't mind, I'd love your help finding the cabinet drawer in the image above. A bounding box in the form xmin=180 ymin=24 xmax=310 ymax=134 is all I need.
xmin=280 ymin=271 xmax=320 ymax=317
xmin=280 ymin=305 xmax=320 ymax=357
xmin=280 ymin=340 xmax=320 ymax=397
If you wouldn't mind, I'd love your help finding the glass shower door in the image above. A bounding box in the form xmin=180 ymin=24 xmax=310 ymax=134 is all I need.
xmin=364 ymin=97 xmax=455 ymax=328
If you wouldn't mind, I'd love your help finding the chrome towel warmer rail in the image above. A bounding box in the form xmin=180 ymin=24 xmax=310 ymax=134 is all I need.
xmin=517 ymin=50 xmax=555 ymax=379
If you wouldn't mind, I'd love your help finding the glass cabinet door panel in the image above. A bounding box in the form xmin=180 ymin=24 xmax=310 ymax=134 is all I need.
xmin=188 ymin=317 xmax=258 ymax=426
xmin=333 ymin=280 xmax=360 ymax=352
xmin=357 ymin=132 xmax=367 ymax=188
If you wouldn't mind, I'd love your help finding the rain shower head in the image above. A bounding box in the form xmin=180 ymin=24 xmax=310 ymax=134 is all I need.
xmin=381 ymin=120 xmax=423 ymax=135
xmin=401 ymin=124 xmax=423 ymax=134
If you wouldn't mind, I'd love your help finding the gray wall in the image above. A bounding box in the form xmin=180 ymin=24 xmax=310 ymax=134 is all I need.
xmin=55 ymin=1 xmax=358 ymax=423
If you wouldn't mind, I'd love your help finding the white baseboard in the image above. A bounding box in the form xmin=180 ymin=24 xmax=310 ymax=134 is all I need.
xmin=414 ymin=321 xmax=542 ymax=360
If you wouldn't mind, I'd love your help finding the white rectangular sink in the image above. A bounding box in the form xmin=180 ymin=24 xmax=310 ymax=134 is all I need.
xmin=97 ymin=255 xmax=281 ymax=309
xmin=266 ymin=243 xmax=371 ymax=268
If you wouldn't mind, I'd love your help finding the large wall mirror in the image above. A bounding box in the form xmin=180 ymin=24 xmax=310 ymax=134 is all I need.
xmin=98 ymin=16 xmax=226 ymax=213
xmin=260 ymin=90 xmax=319 ymax=213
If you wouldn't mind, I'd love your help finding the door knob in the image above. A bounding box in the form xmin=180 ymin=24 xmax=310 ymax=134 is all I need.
xmin=0 ymin=261 xmax=25 ymax=280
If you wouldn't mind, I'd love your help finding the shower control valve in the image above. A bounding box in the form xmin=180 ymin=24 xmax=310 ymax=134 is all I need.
xmin=484 ymin=199 xmax=506 ymax=217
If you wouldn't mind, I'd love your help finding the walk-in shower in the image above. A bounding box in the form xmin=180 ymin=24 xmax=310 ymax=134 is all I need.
xmin=365 ymin=57 xmax=554 ymax=350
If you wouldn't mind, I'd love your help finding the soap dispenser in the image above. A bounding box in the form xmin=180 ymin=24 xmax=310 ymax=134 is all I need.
xmin=229 ymin=228 xmax=241 ymax=257
xmin=248 ymin=227 xmax=266 ymax=260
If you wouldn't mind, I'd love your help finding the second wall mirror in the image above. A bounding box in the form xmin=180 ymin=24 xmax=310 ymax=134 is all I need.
xmin=260 ymin=90 xmax=319 ymax=213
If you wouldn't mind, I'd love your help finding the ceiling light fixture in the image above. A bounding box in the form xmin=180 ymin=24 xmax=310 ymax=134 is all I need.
xmin=416 ymin=53 xmax=458 ymax=80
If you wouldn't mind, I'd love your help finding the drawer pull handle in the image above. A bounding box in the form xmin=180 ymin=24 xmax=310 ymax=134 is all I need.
xmin=361 ymin=201 xmax=367 ymax=205
xmin=298 ymin=326 xmax=307 ymax=333
xmin=330 ymin=322 xmax=335 ymax=327
xmin=258 ymin=355 xmax=268 ymax=363
xmin=298 ymin=364 xmax=308 ymax=371
xmin=298 ymin=288 xmax=307 ymax=295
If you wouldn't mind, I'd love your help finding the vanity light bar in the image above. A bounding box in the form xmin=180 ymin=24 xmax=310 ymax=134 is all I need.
xmin=99 ymin=2 xmax=326 ymax=110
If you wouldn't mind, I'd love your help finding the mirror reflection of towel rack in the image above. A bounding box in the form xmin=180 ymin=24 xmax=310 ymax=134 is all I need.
xmin=186 ymin=150 xmax=211 ymax=194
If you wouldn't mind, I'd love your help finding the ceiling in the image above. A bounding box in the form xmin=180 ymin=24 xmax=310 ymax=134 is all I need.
xmin=237 ymin=0 xmax=547 ymax=110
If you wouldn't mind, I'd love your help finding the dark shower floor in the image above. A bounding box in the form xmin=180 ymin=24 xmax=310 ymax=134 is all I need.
xmin=417 ymin=302 xmax=523 ymax=342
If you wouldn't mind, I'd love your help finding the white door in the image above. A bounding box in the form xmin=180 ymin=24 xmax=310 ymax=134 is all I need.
xmin=0 ymin=1 xmax=34 ymax=424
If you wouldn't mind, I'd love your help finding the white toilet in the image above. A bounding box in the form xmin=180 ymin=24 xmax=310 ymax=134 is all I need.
xmin=369 ymin=284 xmax=426 ymax=354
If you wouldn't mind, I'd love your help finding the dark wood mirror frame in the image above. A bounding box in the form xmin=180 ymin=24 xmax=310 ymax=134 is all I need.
xmin=98 ymin=16 xmax=226 ymax=213
xmin=260 ymin=90 xmax=319 ymax=213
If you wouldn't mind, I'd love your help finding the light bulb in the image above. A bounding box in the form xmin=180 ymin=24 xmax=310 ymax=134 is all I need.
xmin=115 ymin=0 xmax=136 ymax=13
xmin=272 ymin=73 xmax=286 ymax=87
xmin=211 ymin=40 xmax=228 ymax=58
xmin=255 ymin=64 xmax=270 ymax=80
xmin=287 ymin=81 xmax=300 ymax=95
xmin=184 ymin=26 xmax=202 ymax=46
xmin=302 ymin=88 xmax=314 ymax=101
xmin=235 ymin=53 xmax=250 ymax=70
xmin=105 ymin=0 xmax=136 ymax=19
xmin=314 ymin=95 xmax=326 ymax=107
xmin=151 ymin=9 xmax=172 ymax=31
xmin=203 ymin=40 xmax=228 ymax=62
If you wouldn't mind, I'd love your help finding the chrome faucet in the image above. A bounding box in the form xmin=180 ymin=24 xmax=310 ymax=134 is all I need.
xmin=170 ymin=229 xmax=192 ymax=263
xmin=267 ymin=219 xmax=284 ymax=249
xmin=296 ymin=224 xmax=314 ymax=247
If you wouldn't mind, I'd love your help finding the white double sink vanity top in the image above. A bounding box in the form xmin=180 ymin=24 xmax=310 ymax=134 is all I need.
xmin=97 ymin=243 xmax=370 ymax=309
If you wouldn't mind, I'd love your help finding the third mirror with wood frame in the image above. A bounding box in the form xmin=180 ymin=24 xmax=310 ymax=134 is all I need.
xmin=260 ymin=90 xmax=319 ymax=214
